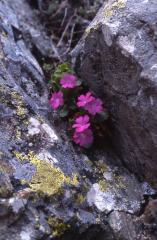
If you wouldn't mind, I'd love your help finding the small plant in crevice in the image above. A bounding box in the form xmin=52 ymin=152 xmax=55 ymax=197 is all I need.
xmin=49 ymin=63 xmax=109 ymax=148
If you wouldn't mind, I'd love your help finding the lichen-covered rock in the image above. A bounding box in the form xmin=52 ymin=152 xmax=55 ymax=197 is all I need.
xmin=0 ymin=0 xmax=157 ymax=240
xmin=72 ymin=0 xmax=157 ymax=188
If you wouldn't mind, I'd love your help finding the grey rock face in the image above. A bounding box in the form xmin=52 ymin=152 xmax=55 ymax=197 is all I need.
xmin=73 ymin=0 xmax=157 ymax=187
xmin=0 ymin=0 xmax=157 ymax=239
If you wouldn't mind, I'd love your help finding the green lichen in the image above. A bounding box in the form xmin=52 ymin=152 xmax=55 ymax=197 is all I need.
xmin=47 ymin=216 xmax=70 ymax=237
xmin=14 ymin=151 xmax=78 ymax=196
xmin=104 ymin=0 xmax=126 ymax=19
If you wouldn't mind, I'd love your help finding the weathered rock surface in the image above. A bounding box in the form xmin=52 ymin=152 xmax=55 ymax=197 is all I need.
xmin=0 ymin=0 xmax=157 ymax=240
xmin=72 ymin=0 xmax=157 ymax=187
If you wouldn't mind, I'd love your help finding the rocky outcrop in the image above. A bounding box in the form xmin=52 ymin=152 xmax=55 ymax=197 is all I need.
xmin=72 ymin=0 xmax=157 ymax=187
xmin=0 ymin=0 xmax=157 ymax=240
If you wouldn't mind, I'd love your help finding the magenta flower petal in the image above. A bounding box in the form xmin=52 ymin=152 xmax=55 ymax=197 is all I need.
xmin=85 ymin=98 xmax=103 ymax=115
xmin=72 ymin=115 xmax=90 ymax=133
xmin=73 ymin=123 xmax=90 ymax=133
xmin=73 ymin=129 xmax=93 ymax=148
xmin=77 ymin=92 xmax=95 ymax=108
xmin=60 ymin=73 xmax=76 ymax=89
xmin=49 ymin=91 xmax=64 ymax=110
xmin=75 ymin=115 xmax=89 ymax=124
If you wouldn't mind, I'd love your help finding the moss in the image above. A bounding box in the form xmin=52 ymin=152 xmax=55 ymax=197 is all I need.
xmin=99 ymin=179 xmax=108 ymax=192
xmin=14 ymin=151 xmax=78 ymax=196
xmin=47 ymin=216 xmax=70 ymax=237
xmin=104 ymin=0 xmax=126 ymax=19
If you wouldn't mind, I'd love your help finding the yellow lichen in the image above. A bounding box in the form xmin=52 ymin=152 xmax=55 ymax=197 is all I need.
xmin=99 ymin=179 xmax=108 ymax=192
xmin=112 ymin=0 xmax=126 ymax=9
xmin=15 ymin=128 xmax=21 ymax=140
xmin=0 ymin=162 xmax=13 ymax=174
xmin=11 ymin=91 xmax=27 ymax=118
xmin=76 ymin=193 xmax=85 ymax=204
xmin=104 ymin=0 xmax=126 ymax=19
xmin=0 ymin=86 xmax=9 ymax=104
xmin=48 ymin=217 xmax=70 ymax=237
xmin=85 ymin=27 xmax=91 ymax=37
xmin=14 ymin=151 xmax=78 ymax=196
xmin=84 ymin=23 xmax=100 ymax=37
xmin=20 ymin=179 xmax=28 ymax=185
xmin=14 ymin=151 xmax=28 ymax=161
xmin=104 ymin=7 xmax=113 ymax=18
xmin=16 ymin=106 xmax=27 ymax=117
xmin=37 ymin=115 xmax=44 ymax=124
xmin=114 ymin=174 xmax=126 ymax=189
xmin=96 ymin=160 xmax=108 ymax=174
xmin=1 ymin=31 xmax=8 ymax=38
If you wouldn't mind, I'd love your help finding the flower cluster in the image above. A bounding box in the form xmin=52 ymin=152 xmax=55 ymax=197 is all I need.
xmin=49 ymin=65 xmax=108 ymax=148
xmin=77 ymin=92 xmax=103 ymax=116
xmin=72 ymin=115 xmax=93 ymax=148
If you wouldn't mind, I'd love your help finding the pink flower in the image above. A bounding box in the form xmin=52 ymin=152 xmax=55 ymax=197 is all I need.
xmin=72 ymin=115 xmax=90 ymax=133
xmin=49 ymin=91 xmax=64 ymax=110
xmin=60 ymin=73 xmax=76 ymax=89
xmin=85 ymin=98 xmax=103 ymax=116
xmin=77 ymin=92 xmax=94 ymax=108
xmin=73 ymin=128 xmax=93 ymax=148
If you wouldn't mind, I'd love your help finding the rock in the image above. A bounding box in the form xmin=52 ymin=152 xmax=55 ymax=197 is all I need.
xmin=142 ymin=199 xmax=157 ymax=224
xmin=72 ymin=0 xmax=157 ymax=188
xmin=7 ymin=0 xmax=60 ymax=59
xmin=0 ymin=173 xmax=13 ymax=198
xmin=0 ymin=0 xmax=157 ymax=239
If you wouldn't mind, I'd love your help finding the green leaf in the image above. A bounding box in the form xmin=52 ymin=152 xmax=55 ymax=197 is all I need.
xmin=76 ymin=79 xmax=82 ymax=86
xmin=69 ymin=105 xmax=76 ymax=110
xmin=99 ymin=110 xmax=109 ymax=120
xmin=49 ymin=62 xmax=73 ymax=85
xmin=59 ymin=108 xmax=69 ymax=118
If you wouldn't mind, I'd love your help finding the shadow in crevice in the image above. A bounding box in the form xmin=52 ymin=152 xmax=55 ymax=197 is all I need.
xmin=58 ymin=225 xmax=116 ymax=240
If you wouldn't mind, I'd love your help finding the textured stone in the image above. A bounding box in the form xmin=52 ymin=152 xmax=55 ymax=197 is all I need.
xmin=73 ymin=0 xmax=157 ymax=187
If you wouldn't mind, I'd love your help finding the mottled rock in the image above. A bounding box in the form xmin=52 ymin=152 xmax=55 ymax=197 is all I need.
xmin=72 ymin=0 xmax=157 ymax=187
xmin=0 ymin=0 xmax=157 ymax=240
xmin=0 ymin=173 xmax=13 ymax=198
